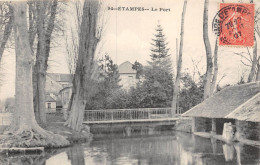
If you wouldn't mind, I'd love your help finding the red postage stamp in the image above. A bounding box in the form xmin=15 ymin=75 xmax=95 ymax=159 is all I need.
xmin=213 ymin=3 xmax=255 ymax=47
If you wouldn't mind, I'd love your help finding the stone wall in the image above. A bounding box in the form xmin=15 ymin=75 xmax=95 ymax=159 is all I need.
xmin=236 ymin=120 xmax=260 ymax=141
xmin=174 ymin=118 xmax=192 ymax=133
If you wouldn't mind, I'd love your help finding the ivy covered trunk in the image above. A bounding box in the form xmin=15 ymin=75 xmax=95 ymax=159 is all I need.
xmin=65 ymin=0 xmax=100 ymax=131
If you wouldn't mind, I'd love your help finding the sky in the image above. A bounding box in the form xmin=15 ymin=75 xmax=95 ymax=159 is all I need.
xmin=0 ymin=0 xmax=259 ymax=101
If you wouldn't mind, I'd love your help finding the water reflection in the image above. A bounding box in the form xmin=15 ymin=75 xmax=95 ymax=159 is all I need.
xmin=1 ymin=129 xmax=260 ymax=165
xmin=223 ymin=144 xmax=235 ymax=161
xmin=0 ymin=149 xmax=64 ymax=165
xmin=67 ymin=144 xmax=85 ymax=165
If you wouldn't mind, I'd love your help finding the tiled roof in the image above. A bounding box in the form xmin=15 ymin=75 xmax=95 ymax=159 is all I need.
xmin=47 ymin=73 xmax=73 ymax=82
xmin=45 ymin=95 xmax=56 ymax=102
xmin=225 ymin=93 xmax=260 ymax=122
xmin=182 ymin=82 xmax=260 ymax=118
xmin=118 ymin=61 xmax=137 ymax=74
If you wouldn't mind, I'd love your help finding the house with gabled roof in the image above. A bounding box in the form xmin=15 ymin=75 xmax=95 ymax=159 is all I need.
xmin=183 ymin=82 xmax=260 ymax=145
xmin=47 ymin=73 xmax=73 ymax=88
xmin=45 ymin=95 xmax=57 ymax=113
xmin=118 ymin=61 xmax=138 ymax=90
xmin=45 ymin=73 xmax=73 ymax=112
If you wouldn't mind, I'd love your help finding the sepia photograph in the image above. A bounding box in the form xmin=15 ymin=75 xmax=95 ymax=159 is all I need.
xmin=0 ymin=0 xmax=260 ymax=164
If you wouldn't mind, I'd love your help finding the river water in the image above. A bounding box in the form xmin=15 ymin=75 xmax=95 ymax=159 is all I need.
xmin=1 ymin=128 xmax=260 ymax=165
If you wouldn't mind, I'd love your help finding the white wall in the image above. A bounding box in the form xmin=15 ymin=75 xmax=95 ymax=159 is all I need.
xmin=45 ymin=102 xmax=56 ymax=113
xmin=119 ymin=73 xmax=137 ymax=89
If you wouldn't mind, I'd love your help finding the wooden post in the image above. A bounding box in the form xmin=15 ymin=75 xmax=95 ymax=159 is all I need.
xmin=211 ymin=118 xmax=216 ymax=135
xmin=235 ymin=120 xmax=244 ymax=140
xmin=192 ymin=117 xmax=197 ymax=132
xmin=211 ymin=138 xmax=217 ymax=154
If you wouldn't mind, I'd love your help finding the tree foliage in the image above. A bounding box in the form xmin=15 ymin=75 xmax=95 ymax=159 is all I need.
xmin=179 ymin=73 xmax=204 ymax=112
xmin=85 ymin=55 xmax=121 ymax=110
xmin=132 ymin=60 xmax=143 ymax=79
xmin=127 ymin=24 xmax=174 ymax=108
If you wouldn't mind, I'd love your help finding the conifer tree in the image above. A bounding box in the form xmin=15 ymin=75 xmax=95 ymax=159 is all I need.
xmin=133 ymin=23 xmax=174 ymax=108
xmin=150 ymin=24 xmax=170 ymax=61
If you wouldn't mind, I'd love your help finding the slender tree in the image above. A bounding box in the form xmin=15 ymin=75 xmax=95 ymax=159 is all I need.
xmin=0 ymin=1 xmax=68 ymax=147
xmin=65 ymin=0 xmax=83 ymax=75
xmin=202 ymin=0 xmax=213 ymax=100
xmin=256 ymin=58 xmax=260 ymax=81
xmin=65 ymin=0 xmax=102 ymax=131
xmin=33 ymin=0 xmax=58 ymax=126
xmin=247 ymin=37 xmax=257 ymax=82
xmin=210 ymin=38 xmax=218 ymax=95
xmin=248 ymin=0 xmax=258 ymax=82
xmin=171 ymin=0 xmax=187 ymax=116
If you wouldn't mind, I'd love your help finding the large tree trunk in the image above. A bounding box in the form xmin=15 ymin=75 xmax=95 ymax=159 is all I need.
xmin=0 ymin=1 xmax=68 ymax=148
xmin=210 ymin=38 xmax=218 ymax=95
xmin=33 ymin=0 xmax=58 ymax=126
xmin=0 ymin=5 xmax=13 ymax=63
xmin=13 ymin=1 xmax=37 ymax=132
xmin=203 ymin=0 xmax=213 ymax=100
xmin=65 ymin=0 xmax=100 ymax=131
xmin=171 ymin=0 xmax=187 ymax=116
xmin=248 ymin=37 xmax=257 ymax=82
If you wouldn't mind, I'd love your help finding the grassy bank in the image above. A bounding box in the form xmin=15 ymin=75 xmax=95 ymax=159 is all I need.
xmin=0 ymin=112 xmax=92 ymax=151
xmin=46 ymin=111 xmax=93 ymax=143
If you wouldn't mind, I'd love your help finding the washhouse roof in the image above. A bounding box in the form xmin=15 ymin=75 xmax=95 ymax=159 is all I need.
xmin=182 ymin=82 xmax=260 ymax=119
xmin=225 ymin=92 xmax=260 ymax=122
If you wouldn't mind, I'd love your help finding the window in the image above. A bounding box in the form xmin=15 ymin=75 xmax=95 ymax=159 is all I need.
xmin=47 ymin=103 xmax=51 ymax=109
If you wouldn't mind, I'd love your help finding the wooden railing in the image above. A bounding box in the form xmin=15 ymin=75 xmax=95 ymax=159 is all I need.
xmin=84 ymin=108 xmax=182 ymax=122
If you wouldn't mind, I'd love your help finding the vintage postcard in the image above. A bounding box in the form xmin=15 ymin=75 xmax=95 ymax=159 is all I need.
xmin=0 ymin=0 xmax=260 ymax=164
